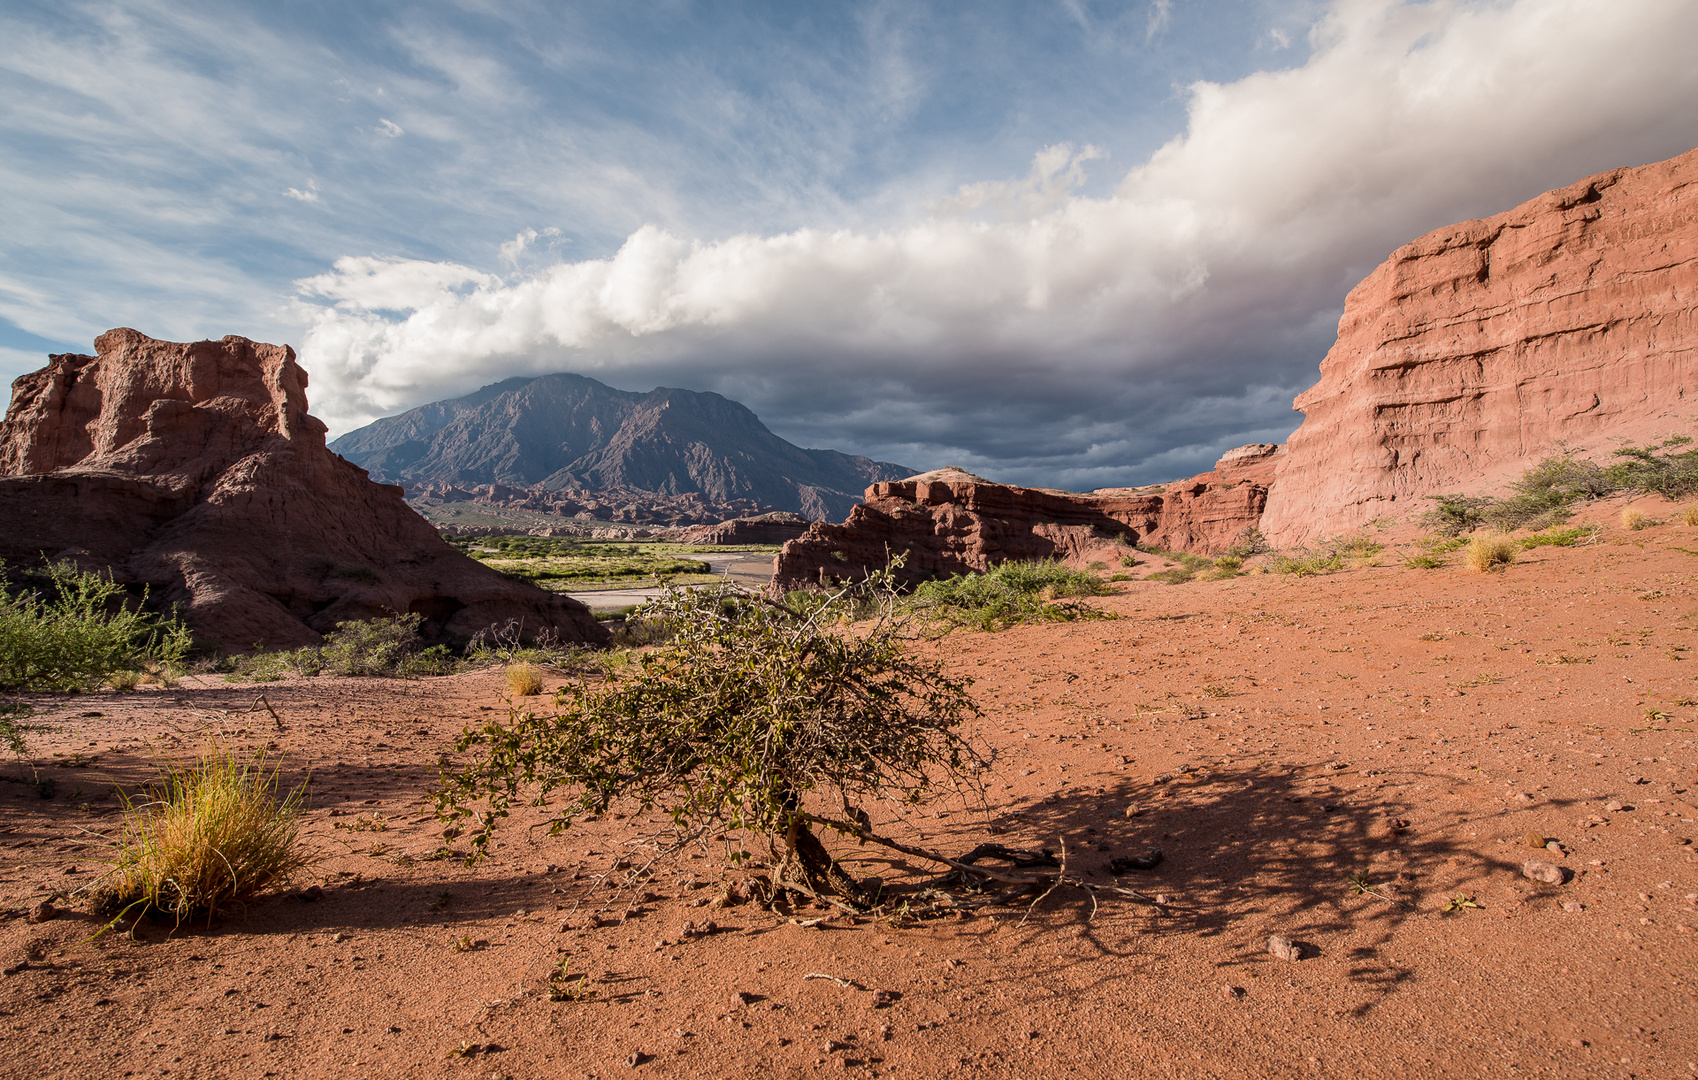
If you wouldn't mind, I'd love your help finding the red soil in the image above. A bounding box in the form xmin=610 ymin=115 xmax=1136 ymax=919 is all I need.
xmin=4 ymin=498 xmax=1697 ymax=1080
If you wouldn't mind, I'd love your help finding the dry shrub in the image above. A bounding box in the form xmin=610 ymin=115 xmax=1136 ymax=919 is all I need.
xmin=1465 ymin=534 xmax=1518 ymax=572
xmin=1622 ymin=507 xmax=1647 ymax=530
xmin=99 ymin=747 xmax=310 ymax=928
xmin=506 ymin=661 xmax=545 ymax=696
xmin=1683 ymin=505 xmax=1698 ymax=527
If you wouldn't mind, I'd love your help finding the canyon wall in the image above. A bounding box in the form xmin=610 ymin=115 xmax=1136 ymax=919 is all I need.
xmin=1260 ymin=147 xmax=1698 ymax=546
xmin=0 ymin=329 xmax=608 ymax=650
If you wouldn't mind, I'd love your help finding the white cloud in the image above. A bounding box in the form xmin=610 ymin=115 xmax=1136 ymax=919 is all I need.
xmin=293 ymin=0 xmax=1698 ymax=482
xmin=376 ymin=117 xmax=404 ymax=137
xmin=1147 ymin=0 xmax=1174 ymax=41
xmin=284 ymin=180 xmax=320 ymax=203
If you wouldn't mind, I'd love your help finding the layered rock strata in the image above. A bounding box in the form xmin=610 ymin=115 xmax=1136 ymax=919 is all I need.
xmin=1260 ymin=147 xmax=1698 ymax=546
xmin=0 ymin=329 xmax=608 ymax=650
xmin=769 ymin=450 xmax=1276 ymax=593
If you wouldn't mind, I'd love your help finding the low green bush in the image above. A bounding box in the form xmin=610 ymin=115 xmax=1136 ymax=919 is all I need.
xmin=1519 ymin=524 xmax=1601 ymax=549
xmin=0 ymin=561 xmax=190 ymax=693
xmin=913 ymin=560 xmax=1111 ymax=630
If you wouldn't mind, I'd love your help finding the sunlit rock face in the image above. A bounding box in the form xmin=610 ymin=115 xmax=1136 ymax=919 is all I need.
xmin=1261 ymin=147 xmax=1698 ymax=546
xmin=0 ymin=328 xmax=607 ymax=650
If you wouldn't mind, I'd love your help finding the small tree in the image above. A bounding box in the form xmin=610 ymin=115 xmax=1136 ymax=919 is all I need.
xmin=435 ymin=574 xmax=987 ymax=908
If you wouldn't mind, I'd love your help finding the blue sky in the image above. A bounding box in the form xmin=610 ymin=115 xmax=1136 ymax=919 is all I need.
xmin=3 ymin=0 xmax=1697 ymax=488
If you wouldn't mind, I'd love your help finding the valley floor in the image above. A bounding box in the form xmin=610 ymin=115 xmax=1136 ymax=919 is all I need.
xmin=3 ymin=507 xmax=1697 ymax=1079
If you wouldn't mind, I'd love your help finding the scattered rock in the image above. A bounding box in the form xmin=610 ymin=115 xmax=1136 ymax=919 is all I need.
xmin=1108 ymin=849 xmax=1163 ymax=874
xmin=1524 ymin=831 xmax=1547 ymax=849
xmin=25 ymin=899 xmax=55 ymax=924
xmin=1223 ymin=985 xmax=1247 ymax=999
xmin=297 ymin=885 xmax=323 ymax=902
xmin=624 ymin=1051 xmax=650 ymax=1068
xmin=1522 ymin=861 xmax=1568 ymax=885
xmin=1605 ymin=800 xmax=1629 ymax=813
xmin=733 ymin=990 xmax=764 ymax=1007
xmin=1563 ymin=901 xmax=1586 ymax=913
xmin=1268 ymin=935 xmax=1304 ymax=962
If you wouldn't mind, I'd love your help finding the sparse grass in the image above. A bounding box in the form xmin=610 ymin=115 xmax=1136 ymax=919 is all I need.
xmin=217 ymin=613 xmax=460 ymax=682
xmin=97 ymin=747 xmax=310 ymax=929
xmin=1621 ymin=507 xmax=1648 ymax=531
xmin=1203 ymin=555 xmax=1245 ymax=580
xmin=914 ymin=560 xmax=1113 ymax=629
xmin=1267 ymin=550 xmax=1344 ymax=576
xmin=1519 ymin=524 xmax=1601 ymax=549
xmin=1465 ymin=534 xmax=1517 ymax=572
xmin=506 ymin=661 xmax=545 ymax=697
xmin=1404 ymin=552 xmax=1445 ymax=569
xmin=1683 ymin=506 xmax=1698 ymax=526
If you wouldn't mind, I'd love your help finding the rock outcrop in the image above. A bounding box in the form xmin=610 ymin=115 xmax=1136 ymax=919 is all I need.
xmin=673 ymin=513 xmax=811 ymax=547
xmin=770 ymin=450 xmax=1276 ymax=593
xmin=0 ymin=329 xmax=609 ymax=650
xmin=1260 ymin=147 xmax=1698 ymax=546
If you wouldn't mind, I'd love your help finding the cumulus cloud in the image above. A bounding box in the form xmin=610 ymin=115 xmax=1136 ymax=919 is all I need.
xmin=284 ymin=180 xmax=320 ymax=203
xmin=376 ymin=117 xmax=404 ymax=138
xmin=298 ymin=0 xmax=1698 ymax=487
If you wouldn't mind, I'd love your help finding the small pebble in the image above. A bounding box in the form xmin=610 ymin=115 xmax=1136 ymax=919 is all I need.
xmin=1563 ymin=901 xmax=1585 ymax=913
xmin=1268 ymin=935 xmax=1301 ymax=962
xmin=1605 ymin=800 xmax=1627 ymax=812
xmin=1222 ymin=984 xmax=1246 ymax=999
xmin=1522 ymin=860 xmax=1566 ymax=885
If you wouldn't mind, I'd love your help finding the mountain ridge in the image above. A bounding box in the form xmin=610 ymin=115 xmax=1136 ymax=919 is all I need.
xmin=330 ymin=373 xmax=914 ymax=521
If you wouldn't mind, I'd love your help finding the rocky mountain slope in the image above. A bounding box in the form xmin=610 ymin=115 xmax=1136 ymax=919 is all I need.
xmin=330 ymin=373 xmax=912 ymax=521
xmin=1260 ymin=145 xmax=1698 ymax=546
xmin=0 ymin=329 xmax=607 ymax=650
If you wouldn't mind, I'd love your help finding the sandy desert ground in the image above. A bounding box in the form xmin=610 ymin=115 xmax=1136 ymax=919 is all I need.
xmin=3 ymin=499 xmax=1697 ymax=1080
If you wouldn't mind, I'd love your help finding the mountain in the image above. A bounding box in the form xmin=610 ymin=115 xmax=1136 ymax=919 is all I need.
xmin=329 ymin=373 xmax=914 ymax=521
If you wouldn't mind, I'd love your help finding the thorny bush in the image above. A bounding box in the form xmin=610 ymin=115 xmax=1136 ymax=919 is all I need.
xmin=435 ymin=572 xmax=989 ymax=909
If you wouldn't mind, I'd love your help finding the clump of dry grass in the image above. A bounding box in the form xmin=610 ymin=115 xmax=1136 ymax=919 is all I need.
xmin=1622 ymin=507 xmax=1647 ymax=530
xmin=1465 ymin=534 xmax=1518 ymax=572
xmin=1683 ymin=505 xmax=1698 ymax=527
xmin=99 ymin=747 xmax=310 ymax=929
xmin=506 ymin=661 xmax=545 ymax=696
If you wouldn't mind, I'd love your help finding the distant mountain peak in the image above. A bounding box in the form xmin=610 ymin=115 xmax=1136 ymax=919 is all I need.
xmin=329 ymin=372 xmax=913 ymax=521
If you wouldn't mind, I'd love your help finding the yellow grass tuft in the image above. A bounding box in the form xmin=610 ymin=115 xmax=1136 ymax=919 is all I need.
xmin=101 ymin=747 xmax=310 ymax=928
xmin=1465 ymin=534 xmax=1517 ymax=572
xmin=1681 ymin=505 xmax=1698 ymax=527
xmin=1622 ymin=507 xmax=1647 ymax=530
xmin=506 ymin=661 xmax=545 ymax=697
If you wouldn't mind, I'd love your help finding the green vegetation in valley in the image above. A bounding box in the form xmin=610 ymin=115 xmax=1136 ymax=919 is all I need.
xmin=448 ymin=535 xmax=778 ymax=591
xmin=910 ymin=559 xmax=1114 ymax=630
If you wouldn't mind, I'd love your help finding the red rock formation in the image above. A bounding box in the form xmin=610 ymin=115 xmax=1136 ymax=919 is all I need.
xmin=0 ymin=329 xmax=608 ymax=650
xmin=770 ymin=450 xmax=1275 ymax=593
xmin=673 ymin=513 xmax=811 ymax=547
xmin=1260 ymin=147 xmax=1698 ymax=546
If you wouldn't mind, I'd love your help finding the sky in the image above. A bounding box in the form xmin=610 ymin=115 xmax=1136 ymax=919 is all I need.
xmin=3 ymin=0 xmax=1698 ymax=489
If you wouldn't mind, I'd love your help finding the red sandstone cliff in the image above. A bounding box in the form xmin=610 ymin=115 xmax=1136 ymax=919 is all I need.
xmin=1260 ymin=147 xmax=1698 ymax=546
xmin=769 ymin=449 xmax=1276 ymax=593
xmin=0 ymin=329 xmax=608 ymax=650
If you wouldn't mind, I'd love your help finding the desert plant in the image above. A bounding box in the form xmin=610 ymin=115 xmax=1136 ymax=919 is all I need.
xmin=1605 ymin=437 xmax=1698 ymax=496
xmin=436 ymin=577 xmax=987 ymax=909
xmin=1519 ymin=524 xmax=1601 ymax=549
xmin=0 ymin=561 xmax=191 ymax=692
xmin=1404 ymin=552 xmax=1445 ymax=569
xmin=1621 ymin=507 xmax=1647 ymax=531
xmin=320 ymin=613 xmax=455 ymax=677
xmin=0 ymin=702 xmax=32 ymax=756
xmin=1683 ymin=506 xmax=1698 ymax=527
xmin=1465 ymin=534 xmax=1518 ymax=572
xmin=98 ymin=747 xmax=310 ymax=928
xmin=506 ymin=661 xmax=545 ymax=696
xmin=1223 ymin=527 xmax=1270 ymax=559
xmin=912 ymin=559 xmax=1111 ymax=629
xmin=1422 ymin=494 xmax=1494 ymax=536
xmin=1266 ymin=549 xmax=1344 ymax=576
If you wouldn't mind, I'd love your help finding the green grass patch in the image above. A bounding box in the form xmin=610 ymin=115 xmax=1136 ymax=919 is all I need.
xmin=913 ymin=560 xmax=1113 ymax=630
xmin=1519 ymin=524 xmax=1602 ymax=549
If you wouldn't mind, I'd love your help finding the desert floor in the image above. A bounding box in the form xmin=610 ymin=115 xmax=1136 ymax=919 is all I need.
xmin=3 ymin=502 xmax=1697 ymax=1080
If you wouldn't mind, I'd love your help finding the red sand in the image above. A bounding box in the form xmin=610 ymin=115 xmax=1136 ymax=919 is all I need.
xmin=4 ymin=500 xmax=1697 ymax=1079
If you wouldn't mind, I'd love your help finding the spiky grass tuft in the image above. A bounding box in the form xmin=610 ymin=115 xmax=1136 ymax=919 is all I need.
xmin=99 ymin=747 xmax=310 ymax=929
xmin=506 ymin=661 xmax=546 ymax=697
xmin=1465 ymin=534 xmax=1518 ymax=572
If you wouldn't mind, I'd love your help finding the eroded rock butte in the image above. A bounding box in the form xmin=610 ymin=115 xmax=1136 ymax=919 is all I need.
xmin=0 ymin=329 xmax=608 ymax=650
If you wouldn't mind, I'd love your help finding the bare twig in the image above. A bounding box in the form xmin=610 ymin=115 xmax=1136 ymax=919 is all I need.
xmin=803 ymin=973 xmax=866 ymax=990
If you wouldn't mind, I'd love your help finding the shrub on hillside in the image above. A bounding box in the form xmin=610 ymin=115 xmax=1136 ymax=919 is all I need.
xmin=1465 ymin=534 xmax=1518 ymax=572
